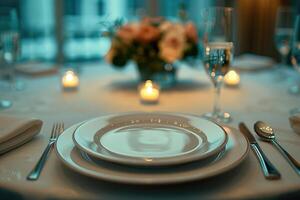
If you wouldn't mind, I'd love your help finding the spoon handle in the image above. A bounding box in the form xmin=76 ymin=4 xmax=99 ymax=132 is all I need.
xmin=251 ymin=143 xmax=281 ymax=179
xmin=272 ymin=140 xmax=300 ymax=175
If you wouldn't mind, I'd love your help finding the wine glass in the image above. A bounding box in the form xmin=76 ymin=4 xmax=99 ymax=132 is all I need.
xmin=290 ymin=15 xmax=300 ymax=114
xmin=200 ymin=7 xmax=234 ymax=123
xmin=0 ymin=8 xmax=20 ymax=109
xmin=274 ymin=7 xmax=294 ymax=78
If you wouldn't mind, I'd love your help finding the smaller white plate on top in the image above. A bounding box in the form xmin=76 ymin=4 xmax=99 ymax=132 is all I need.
xmin=73 ymin=113 xmax=228 ymax=167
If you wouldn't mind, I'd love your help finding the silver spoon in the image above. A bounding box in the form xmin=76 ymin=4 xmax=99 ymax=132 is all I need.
xmin=254 ymin=121 xmax=300 ymax=175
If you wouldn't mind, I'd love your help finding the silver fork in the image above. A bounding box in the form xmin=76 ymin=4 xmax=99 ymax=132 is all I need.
xmin=27 ymin=122 xmax=64 ymax=181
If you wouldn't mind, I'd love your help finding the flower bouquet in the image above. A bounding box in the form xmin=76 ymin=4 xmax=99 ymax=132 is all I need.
xmin=105 ymin=17 xmax=199 ymax=88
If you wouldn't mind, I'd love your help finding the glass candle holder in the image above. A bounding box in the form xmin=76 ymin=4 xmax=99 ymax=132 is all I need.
xmin=224 ymin=70 xmax=240 ymax=87
xmin=139 ymin=80 xmax=160 ymax=104
xmin=61 ymin=70 xmax=79 ymax=91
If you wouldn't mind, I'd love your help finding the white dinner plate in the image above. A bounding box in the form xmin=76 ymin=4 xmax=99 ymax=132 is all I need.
xmin=56 ymin=123 xmax=249 ymax=185
xmin=72 ymin=113 xmax=228 ymax=166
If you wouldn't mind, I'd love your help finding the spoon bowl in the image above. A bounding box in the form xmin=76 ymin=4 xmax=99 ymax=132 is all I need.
xmin=254 ymin=121 xmax=275 ymax=141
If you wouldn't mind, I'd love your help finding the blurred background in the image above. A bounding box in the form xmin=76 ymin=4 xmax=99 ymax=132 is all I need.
xmin=0 ymin=0 xmax=299 ymax=64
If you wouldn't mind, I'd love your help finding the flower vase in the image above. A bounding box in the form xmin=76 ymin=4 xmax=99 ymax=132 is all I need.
xmin=136 ymin=61 xmax=177 ymax=89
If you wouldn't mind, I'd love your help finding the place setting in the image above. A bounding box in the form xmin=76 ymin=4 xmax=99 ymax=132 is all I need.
xmin=54 ymin=112 xmax=300 ymax=184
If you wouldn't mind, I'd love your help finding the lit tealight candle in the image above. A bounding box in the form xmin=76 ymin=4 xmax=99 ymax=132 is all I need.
xmin=224 ymin=70 xmax=240 ymax=87
xmin=62 ymin=70 xmax=79 ymax=91
xmin=139 ymin=80 xmax=160 ymax=104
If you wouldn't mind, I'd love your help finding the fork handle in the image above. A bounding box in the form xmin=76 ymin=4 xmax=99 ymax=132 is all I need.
xmin=27 ymin=142 xmax=55 ymax=181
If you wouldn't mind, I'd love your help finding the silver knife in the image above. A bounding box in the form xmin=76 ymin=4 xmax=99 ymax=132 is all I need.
xmin=239 ymin=122 xmax=281 ymax=179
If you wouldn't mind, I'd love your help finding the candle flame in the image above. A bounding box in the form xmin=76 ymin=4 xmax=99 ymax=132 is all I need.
xmin=145 ymin=80 xmax=153 ymax=87
xmin=65 ymin=71 xmax=76 ymax=81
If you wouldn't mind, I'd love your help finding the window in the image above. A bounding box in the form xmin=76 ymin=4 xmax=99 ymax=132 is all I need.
xmin=1 ymin=0 xmax=210 ymax=63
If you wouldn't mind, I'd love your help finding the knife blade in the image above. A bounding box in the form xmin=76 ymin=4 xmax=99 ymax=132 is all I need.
xmin=239 ymin=122 xmax=257 ymax=144
xmin=239 ymin=122 xmax=281 ymax=179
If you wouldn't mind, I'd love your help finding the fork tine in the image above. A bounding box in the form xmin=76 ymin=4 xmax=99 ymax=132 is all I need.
xmin=54 ymin=123 xmax=59 ymax=139
xmin=57 ymin=122 xmax=63 ymax=137
xmin=50 ymin=123 xmax=56 ymax=139
xmin=50 ymin=122 xmax=64 ymax=140
xmin=55 ymin=123 xmax=61 ymax=138
xmin=58 ymin=123 xmax=63 ymax=136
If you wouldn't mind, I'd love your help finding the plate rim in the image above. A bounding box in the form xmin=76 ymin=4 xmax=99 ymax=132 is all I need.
xmin=72 ymin=112 xmax=228 ymax=166
xmin=56 ymin=122 xmax=249 ymax=185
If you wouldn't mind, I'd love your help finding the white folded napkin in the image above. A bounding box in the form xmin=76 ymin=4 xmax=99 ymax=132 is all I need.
xmin=289 ymin=114 xmax=300 ymax=134
xmin=0 ymin=115 xmax=43 ymax=155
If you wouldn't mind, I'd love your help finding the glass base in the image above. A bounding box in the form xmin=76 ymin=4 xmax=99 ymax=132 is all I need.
xmin=0 ymin=100 xmax=12 ymax=109
xmin=202 ymin=111 xmax=232 ymax=123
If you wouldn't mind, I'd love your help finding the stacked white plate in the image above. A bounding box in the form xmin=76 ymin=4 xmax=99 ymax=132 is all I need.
xmin=55 ymin=113 xmax=249 ymax=184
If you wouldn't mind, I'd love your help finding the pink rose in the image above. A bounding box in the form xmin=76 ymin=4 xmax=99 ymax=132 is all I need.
xmin=136 ymin=24 xmax=160 ymax=43
xmin=185 ymin=22 xmax=198 ymax=43
xmin=116 ymin=23 xmax=139 ymax=44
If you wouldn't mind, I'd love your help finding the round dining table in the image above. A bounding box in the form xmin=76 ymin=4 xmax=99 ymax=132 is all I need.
xmin=0 ymin=59 xmax=300 ymax=199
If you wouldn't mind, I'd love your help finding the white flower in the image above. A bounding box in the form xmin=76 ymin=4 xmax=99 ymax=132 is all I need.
xmin=159 ymin=27 xmax=185 ymax=63
xmin=159 ymin=21 xmax=173 ymax=32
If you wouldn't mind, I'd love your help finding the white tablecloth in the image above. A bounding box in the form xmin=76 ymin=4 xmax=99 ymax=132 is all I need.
xmin=0 ymin=62 xmax=299 ymax=199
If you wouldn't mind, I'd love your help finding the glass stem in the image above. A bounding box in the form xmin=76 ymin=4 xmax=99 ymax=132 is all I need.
xmin=8 ymin=65 xmax=16 ymax=90
xmin=281 ymin=54 xmax=287 ymax=67
xmin=212 ymin=80 xmax=222 ymax=116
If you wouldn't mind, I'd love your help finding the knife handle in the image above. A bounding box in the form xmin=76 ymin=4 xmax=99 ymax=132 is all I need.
xmin=251 ymin=143 xmax=281 ymax=179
